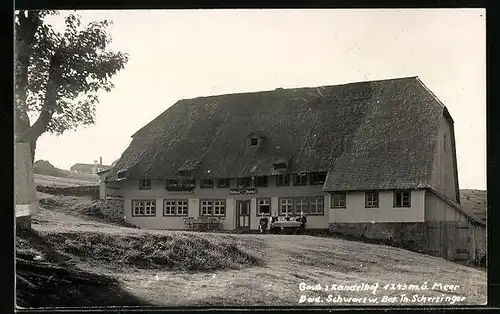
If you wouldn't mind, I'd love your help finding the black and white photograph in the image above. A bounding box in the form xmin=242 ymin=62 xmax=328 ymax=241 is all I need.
xmin=14 ymin=8 xmax=487 ymax=309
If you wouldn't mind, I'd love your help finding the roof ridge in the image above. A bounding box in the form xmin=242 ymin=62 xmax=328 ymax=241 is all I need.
xmin=177 ymin=76 xmax=420 ymax=102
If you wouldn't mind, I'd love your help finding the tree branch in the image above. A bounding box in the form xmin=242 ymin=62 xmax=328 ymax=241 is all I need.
xmin=16 ymin=48 xmax=64 ymax=143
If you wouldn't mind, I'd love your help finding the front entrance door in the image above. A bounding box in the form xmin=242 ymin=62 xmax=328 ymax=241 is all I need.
xmin=236 ymin=200 xmax=251 ymax=230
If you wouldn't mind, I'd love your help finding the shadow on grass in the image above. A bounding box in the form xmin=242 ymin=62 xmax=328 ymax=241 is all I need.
xmin=16 ymin=228 xmax=150 ymax=308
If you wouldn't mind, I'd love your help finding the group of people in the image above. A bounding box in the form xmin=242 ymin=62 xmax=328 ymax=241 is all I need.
xmin=258 ymin=212 xmax=307 ymax=233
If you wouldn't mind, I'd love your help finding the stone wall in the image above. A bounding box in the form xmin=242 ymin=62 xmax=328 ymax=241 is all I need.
xmin=100 ymin=197 xmax=125 ymax=221
xmin=36 ymin=185 xmax=99 ymax=200
xmin=329 ymin=222 xmax=428 ymax=253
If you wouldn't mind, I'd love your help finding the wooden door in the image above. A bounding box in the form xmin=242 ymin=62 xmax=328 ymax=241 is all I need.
xmin=236 ymin=200 xmax=251 ymax=230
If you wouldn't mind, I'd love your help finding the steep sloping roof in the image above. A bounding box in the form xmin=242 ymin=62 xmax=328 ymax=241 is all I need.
xmin=106 ymin=76 xmax=447 ymax=192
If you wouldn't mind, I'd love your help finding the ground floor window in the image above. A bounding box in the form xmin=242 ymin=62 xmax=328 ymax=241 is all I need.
xmin=365 ymin=191 xmax=379 ymax=208
xmin=163 ymin=199 xmax=188 ymax=216
xmin=294 ymin=197 xmax=309 ymax=214
xmin=309 ymin=196 xmax=324 ymax=215
xmin=132 ymin=200 xmax=156 ymax=217
xmin=200 ymin=199 xmax=226 ymax=216
xmin=257 ymin=198 xmax=271 ymax=215
xmin=393 ymin=190 xmax=411 ymax=207
xmin=279 ymin=198 xmax=293 ymax=215
xmin=331 ymin=192 xmax=347 ymax=209
xmin=214 ymin=200 xmax=226 ymax=216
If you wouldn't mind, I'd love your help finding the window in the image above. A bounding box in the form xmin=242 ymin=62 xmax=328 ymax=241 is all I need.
xmin=164 ymin=199 xmax=177 ymax=215
xmin=177 ymin=200 xmax=188 ymax=215
xmin=394 ymin=190 xmax=411 ymax=208
xmin=331 ymin=192 xmax=346 ymax=209
xmin=165 ymin=179 xmax=178 ymax=188
xmin=255 ymin=176 xmax=268 ymax=187
xmin=365 ymin=191 xmax=379 ymax=208
xmin=310 ymin=172 xmax=327 ymax=185
xmin=294 ymin=197 xmax=309 ymax=214
xmin=276 ymin=174 xmax=290 ymax=186
xmin=250 ymin=137 xmax=259 ymax=146
xmin=217 ymin=178 xmax=230 ymax=188
xmin=293 ymin=173 xmax=308 ymax=186
xmin=237 ymin=177 xmax=252 ymax=187
xmin=201 ymin=179 xmax=214 ymax=188
xmin=182 ymin=179 xmax=196 ymax=188
xmin=200 ymin=199 xmax=226 ymax=216
xmin=279 ymin=198 xmax=294 ymax=215
xmin=213 ymin=200 xmax=226 ymax=216
xmin=117 ymin=170 xmax=127 ymax=180
xmin=273 ymin=162 xmax=287 ymax=171
xmin=139 ymin=179 xmax=151 ymax=190
xmin=163 ymin=199 xmax=188 ymax=216
xmin=132 ymin=200 xmax=156 ymax=217
xmin=309 ymin=196 xmax=324 ymax=215
xmin=200 ymin=200 xmax=213 ymax=216
xmin=257 ymin=198 xmax=271 ymax=215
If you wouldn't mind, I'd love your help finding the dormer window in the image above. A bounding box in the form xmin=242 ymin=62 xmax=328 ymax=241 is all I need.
xmin=310 ymin=172 xmax=327 ymax=185
xmin=117 ymin=170 xmax=128 ymax=180
xmin=248 ymin=132 xmax=265 ymax=147
xmin=139 ymin=179 xmax=151 ymax=190
xmin=274 ymin=162 xmax=287 ymax=170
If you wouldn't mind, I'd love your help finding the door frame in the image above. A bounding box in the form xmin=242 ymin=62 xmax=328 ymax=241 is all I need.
xmin=235 ymin=200 xmax=251 ymax=231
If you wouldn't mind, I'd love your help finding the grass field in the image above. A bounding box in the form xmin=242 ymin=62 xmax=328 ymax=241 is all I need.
xmin=34 ymin=173 xmax=99 ymax=187
xmin=16 ymin=192 xmax=487 ymax=308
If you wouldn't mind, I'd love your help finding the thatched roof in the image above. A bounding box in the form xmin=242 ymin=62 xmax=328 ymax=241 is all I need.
xmin=106 ymin=76 xmax=450 ymax=192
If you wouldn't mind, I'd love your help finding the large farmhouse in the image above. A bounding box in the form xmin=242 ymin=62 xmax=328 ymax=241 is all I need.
xmin=103 ymin=77 xmax=482 ymax=236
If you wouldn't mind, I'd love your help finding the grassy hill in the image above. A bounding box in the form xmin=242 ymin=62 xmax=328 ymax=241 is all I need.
xmin=33 ymin=160 xmax=99 ymax=187
xmin=460 ymin=189 xmax=487 ymax=223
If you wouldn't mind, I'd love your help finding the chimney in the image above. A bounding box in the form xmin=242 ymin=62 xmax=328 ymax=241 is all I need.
xmin=100 ymin=157 xmax=102 ymax=166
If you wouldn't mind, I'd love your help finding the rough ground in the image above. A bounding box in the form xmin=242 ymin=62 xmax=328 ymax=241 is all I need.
xmin=16 ymin=193 xmax=487 ymax=308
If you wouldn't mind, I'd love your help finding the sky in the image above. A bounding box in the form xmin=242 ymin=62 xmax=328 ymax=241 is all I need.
xmin=35 ymin=9 xmax=486 ymax=189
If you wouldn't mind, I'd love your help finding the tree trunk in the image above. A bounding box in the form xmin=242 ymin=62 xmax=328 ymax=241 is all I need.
xmin=15 ymin=142 xmax=38 ymax=231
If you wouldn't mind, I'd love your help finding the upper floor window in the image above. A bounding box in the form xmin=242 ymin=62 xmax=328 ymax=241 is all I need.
xmin=217 ymin=178 xmax=230 ymax=188
xmin=365 ymin=191 xmax=379 ymax=208
xmin=200 ymin=179 xmax=214 ymax=188
xmin=331 ymin=192 xmax=347 ymax=209
xmin=276 ymin=174 xmax=290 ymax=186
xmin=310 ymin=172 xmax=327 ymax=185
xmin=165 ymin=179 xmax=178 ymax=188
xmin=182 ymin=179 xmax=196 ymax=188
xmin=293 ymin=173 xmax=308 ymax=186
xmin=139 ymin=179 xmax=151 ymax=190
xmin=237 ymin=177 xmax=252 ymax=188
xmin=394 ymin=190 xmax=411 ymax=208
xmin=255 ymin=176 xmax=268 ymax=187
